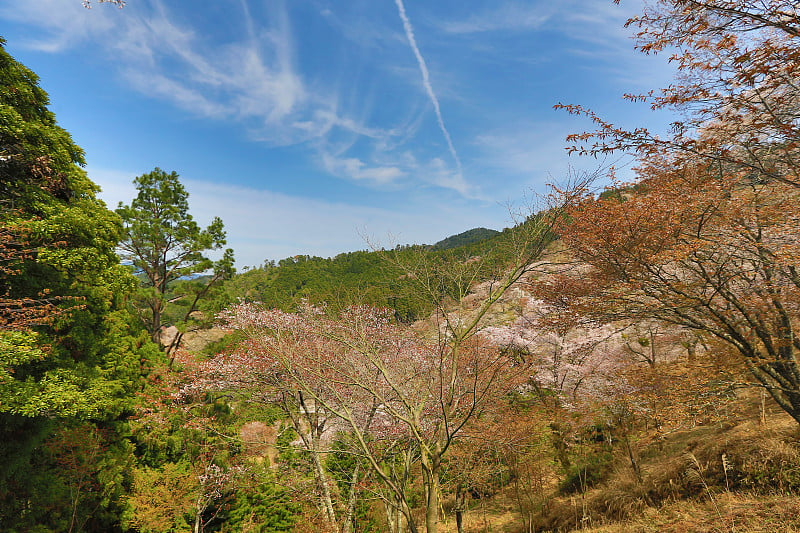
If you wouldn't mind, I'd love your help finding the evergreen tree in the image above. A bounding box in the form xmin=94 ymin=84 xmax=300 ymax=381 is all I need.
xmin=116 ymin=168 xmax=234 ymax=352
xmin=0 ymin=37 xmax=158 ymax=530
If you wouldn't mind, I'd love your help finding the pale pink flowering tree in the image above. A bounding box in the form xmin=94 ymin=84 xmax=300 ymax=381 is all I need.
xmin=480 ymin=296 xmax=626 ymax=411
xmin=189 ymin=304 xmax=364 ymax=533
xmin=481 ymin=295 xmax=645 ymax=471
xmin=193 ymin=460 xmax=248 ymax=533
xmin=197 ymin=182 xmax=587 ymax=532
xmin=212 ymin=301 xmax=527 ymax=533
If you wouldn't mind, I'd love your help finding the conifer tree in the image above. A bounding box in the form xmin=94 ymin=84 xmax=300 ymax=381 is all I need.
xmin=0 ymin=37 xmax=157 ymax=529
xmin=116 ymin=168 xmax=235 ymax=352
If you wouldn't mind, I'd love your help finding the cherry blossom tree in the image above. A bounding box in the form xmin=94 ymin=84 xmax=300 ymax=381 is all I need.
xmin=190 ymin=305 xmax=373 ymax=533
xmin=196 ymin=183 xmax=588 ymax=532
xmin=213 ymin=302 xmax=523 ymax=533
xmin=481 ymin=294 xmax=625 ymax=412
xmin=549 ymin=1 xmax=800 ymax=426
xmin=540 ymin=165 xmax=800 ymax=424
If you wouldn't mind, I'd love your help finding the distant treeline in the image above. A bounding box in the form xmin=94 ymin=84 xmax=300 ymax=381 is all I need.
xmin=202 ymin=226 xmax=515 ymax=324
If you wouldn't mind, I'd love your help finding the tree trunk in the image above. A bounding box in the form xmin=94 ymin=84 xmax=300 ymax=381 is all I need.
xmin=422 ymin=452 xmax=441 ymax=533
xmin=622 ymin=433 xmax=642 ymax=483
xmin=151 ymin=298 xmax=162 ymax=347
xmin=385 ymin=496 xmax=409 ymax=533
xmin=287 ymin=394 xmax=339 ymax=532
xmin=342 ymin=462 xmax=360 ymax=533
xmin=549 ymin=422 xmax=571 ymax=469
xmin=193 ymin=496 xmax=203 ymax=533
xmin=310 ymin=449 xmax=338 ymax=530
xmin=455 ymin=483 xmax=466 ymax=533
xmin=385 ymin=501 xmax=398 ymax=533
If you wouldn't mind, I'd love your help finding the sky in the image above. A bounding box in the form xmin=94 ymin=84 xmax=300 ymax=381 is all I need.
xmin=1 ymin=0 xmax=676 ymax=268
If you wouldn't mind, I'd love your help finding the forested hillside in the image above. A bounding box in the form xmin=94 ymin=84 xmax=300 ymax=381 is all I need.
xmin=205 ymin=227 xmax=507 ymax=324
xmin=431 ymin=228 xmax=501 ymax=251
xmin=3 ymin=0 xmax=800 ymax=532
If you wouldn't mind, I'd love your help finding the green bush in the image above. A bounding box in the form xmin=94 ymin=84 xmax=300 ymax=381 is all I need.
xmin=558 ymin=451 xmax=614 ymax=495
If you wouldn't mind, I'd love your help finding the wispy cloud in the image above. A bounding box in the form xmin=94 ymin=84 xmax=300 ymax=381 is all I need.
xmin=2 ymin=0 xmax=664 ymax=203
xmin=393 ymin=0 xmax=463 ymax=179
xmin=0 ymin=0 xmax=119 ymax=51
xmin=441 ymin=2 xmax=558 ymax=34
xmin=108 ymin=1 xmax=322 ymax=145
xmin=14 ymin=0 xmax=482 ymax=198
xmin=4 ymin=0 xmax=469 ymax=191
xmin=321 ymin=153 xmax=404 ymax=184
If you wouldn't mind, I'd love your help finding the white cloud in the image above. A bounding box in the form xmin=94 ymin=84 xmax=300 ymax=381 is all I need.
xmin=4 ymin=0 xmax=666 ymax=206
xmin=0 ymin=0 xmax=117 ymax=51
xmin=393 ymin=0 xmax=463 ymax=178
xmin=441 ymin=2 xmax=558 ymax=34
xmin=108 ymin=1 xmax=318 ymax=144
xmin=321 ymin=153 xmax=404 ymax=184
xmin=4 ymin=1 xmax=423 ymax=175
xmin=122 ymin=70 xmax=230 ymax=118
xmin=419 ymin=157 xmax=480 ymax=199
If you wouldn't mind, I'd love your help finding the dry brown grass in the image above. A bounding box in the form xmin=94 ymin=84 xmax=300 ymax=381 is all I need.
xmin=522 ymin=402 xmax=800 ymax=532
xmin=589 ymin=493 xmax=800 ymax=532
xmin=424 ymin=386 xmax=800 ymax=532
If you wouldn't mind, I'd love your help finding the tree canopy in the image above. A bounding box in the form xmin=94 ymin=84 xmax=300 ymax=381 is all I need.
xmin=116 ymin=168 xmax=234 ymax=351
xmin=0 ymin=37 xmax=160 ymax=530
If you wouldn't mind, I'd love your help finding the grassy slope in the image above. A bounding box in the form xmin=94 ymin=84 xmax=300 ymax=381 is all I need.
xmin=441 ymin=394 xmax=800 ymax=533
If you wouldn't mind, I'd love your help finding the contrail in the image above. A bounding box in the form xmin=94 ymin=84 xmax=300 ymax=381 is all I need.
xmin=393 ymin=0 xmax=463 ymax=178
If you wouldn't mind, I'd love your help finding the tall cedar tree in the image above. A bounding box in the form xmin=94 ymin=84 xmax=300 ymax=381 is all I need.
xmin=0 ymin=37 xmax=158 ymax=529
xmin=116 ymin=168 xmax=234 ymax=353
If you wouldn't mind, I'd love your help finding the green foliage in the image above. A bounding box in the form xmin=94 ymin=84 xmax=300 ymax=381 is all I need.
xmin=202 ymin=329 xmax=246 ymax=357
xmin=325 ymin=438 xmax=381 ymax=532
xmin=0 ymin=420 xmax=135 ymax=532
xmin=116 ymin=167 xmax=235 ymax=349
xmin=431 ymin=227 xmax=501 ymax=250
xmin=558 ymin=451 xmax=614 ymax=495
xmin=123 ymin=461 xmax=197 ymax=533
xmin=275 ymin=423 xmax=304 ymax=470
xmin=0 ymin=36 xmax=156 ymax=419
xmin=0 ymin=38 xmax=162 ymax=532
xmin=223 ymin=467 xmax=299 ymax=532
xmin=210 ymin=226 xmax=519 ymax=323
xmin=0 ymin=37 xmax=86 ymax=208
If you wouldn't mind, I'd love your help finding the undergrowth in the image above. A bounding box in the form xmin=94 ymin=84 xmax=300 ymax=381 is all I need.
xmin=527 ymin=412 xmax=800 ymax=532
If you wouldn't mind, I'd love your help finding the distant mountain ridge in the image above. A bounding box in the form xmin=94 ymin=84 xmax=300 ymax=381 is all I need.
xmin=431 ymin=227 xmax=501 ymax=250
xmin=204 ymin=226 xmax=509 ymax=325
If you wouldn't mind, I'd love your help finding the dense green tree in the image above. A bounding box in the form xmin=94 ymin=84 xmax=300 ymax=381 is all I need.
xmin=0 ymin=36 xmax=155 ymax=419
xmin=116 ymin=168 xmax=234 ymax=352
xmin=0 ymin=37 xmax=159 ymax=530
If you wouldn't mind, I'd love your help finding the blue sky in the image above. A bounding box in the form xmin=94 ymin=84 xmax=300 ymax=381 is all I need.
xmin=1 ymin=0 xmax=675 ymax=268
